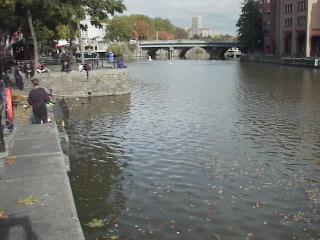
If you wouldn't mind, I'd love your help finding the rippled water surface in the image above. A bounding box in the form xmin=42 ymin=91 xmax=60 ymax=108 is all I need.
xmin=67 ymin=61 xmax=320 ymax=240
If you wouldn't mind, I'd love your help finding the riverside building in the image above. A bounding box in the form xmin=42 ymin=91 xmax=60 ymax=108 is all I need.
xmin=258 ymin=0 xmax=320 ymax=57
xmin=79 ymin=14 xmax=108 ymax=55
xmin=278 ymin=0 xmax=320 ymax=57
xmin=258 ymin=0 xmax=279 ymax=54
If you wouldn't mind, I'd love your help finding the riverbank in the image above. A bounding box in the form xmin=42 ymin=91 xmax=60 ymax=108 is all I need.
xmin=241 ymin=54 xmax=320 ymax=69
xmin=0 ymin=101 xmax=84 ymax=239
xmin=0 ymin=64 xmax=132 ymax=239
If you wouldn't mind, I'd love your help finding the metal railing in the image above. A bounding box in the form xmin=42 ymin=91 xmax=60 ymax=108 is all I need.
xmin=0 ymin=57 xmax=13 ymax=152
xmin=13 ymin=57 xmax=121 ymax=72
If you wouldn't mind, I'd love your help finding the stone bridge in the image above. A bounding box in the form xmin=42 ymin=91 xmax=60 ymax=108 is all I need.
xmin=137 ymin=40 xmax=239 ymax=59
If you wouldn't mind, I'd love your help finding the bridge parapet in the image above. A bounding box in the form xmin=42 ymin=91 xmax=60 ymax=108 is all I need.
xmin=139 ymin=40 xmax=238 ymax=44
xmin=138 ymin=40 xmax=239 ymax=49
xmin=137 ymin=40 xmax=239 ymax=60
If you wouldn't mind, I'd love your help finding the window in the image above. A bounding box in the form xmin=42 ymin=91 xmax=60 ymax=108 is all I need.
xmin=285 ymin=18 xmax=293 ymax=28
xmin=265 ymin=34 xmax=270 ymax=41
xmin=298 ymin=1 xmax=307 ymax=12
xmin=297 ymin=16 xmax=307 ymax=26
xmin=285 ymin=4 xmax=293 ymax=14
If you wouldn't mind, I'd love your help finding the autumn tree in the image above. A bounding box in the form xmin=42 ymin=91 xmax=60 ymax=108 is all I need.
xmin=107 ymin=16 xmax=134 ymax=41
xmin=106 ymin=15 xmax=179 ymax=41
xmin=174 ymin=27 xmax=188 ymax=39
xmin=158 ymin=31 xmax=174 ymax=40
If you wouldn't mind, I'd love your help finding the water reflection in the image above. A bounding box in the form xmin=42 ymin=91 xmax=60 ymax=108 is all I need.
xmin=66 ymin=95 xmax=130 ymax=120
xmin=66 ymin=95 xmax=130 ymax=239
xmin=236 ymin=62 xmax=320 ymax=163
xmin=67 ymin=61 xmax=320 ymax=240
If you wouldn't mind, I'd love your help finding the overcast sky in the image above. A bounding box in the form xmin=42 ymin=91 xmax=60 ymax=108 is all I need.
xmin=122 ymin=0 xmax=242 ymax=35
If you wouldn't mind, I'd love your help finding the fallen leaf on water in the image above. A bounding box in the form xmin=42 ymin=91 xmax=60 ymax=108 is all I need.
xmin=246 ymin=232 xmax=254 ymax=240
xmin=292 ymin=212 xmax=310 ymax=223
xmin=0 ymin=209 xmax=8 ymax=221
xmin=17 ymin=195 xmax=36 ymax=206
xmin=86 ymin=218 xmax=105 ymax=228
xmin=305 ymin=190 xmax=320 ymax=204
xmin=252 ymin=202 xmax=267 ymax=209
xmin=5 ymin=156 xmax=17 ymax=166
xmin=111 ymin=236 xmax=119 ymax=240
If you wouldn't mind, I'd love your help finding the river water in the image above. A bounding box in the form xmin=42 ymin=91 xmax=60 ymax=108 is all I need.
xmin=66 ymin=61 xmax=320 ymax=240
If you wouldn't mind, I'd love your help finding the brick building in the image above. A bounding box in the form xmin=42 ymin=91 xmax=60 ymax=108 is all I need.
xmin=258 ymin=0 xmax=279 ymax=54
xmin=278 ymin=0 xmax=320 ymax=57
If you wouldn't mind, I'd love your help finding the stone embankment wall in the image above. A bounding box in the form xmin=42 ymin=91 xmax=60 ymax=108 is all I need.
xmin=241 ymin=54 xmax=320 ymax=69
xmin=37 ymin=69 xmax=130 ymax=98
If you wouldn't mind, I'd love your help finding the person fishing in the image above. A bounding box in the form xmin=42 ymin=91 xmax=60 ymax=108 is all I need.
xmin=28 ymin=78 xmax=51 ymax=124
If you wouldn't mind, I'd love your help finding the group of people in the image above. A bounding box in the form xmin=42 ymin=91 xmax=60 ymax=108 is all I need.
xmin=108 ymin=51 xmax=127 ymax=69
xmin=1 ymin=67 xmax=24 ymax=90
xmin=23 ymin=63 xmax=49 ymax=79
xmin=1 ymin=65 xmax=51 ymax=127
xmin=62 ymin=60 xmax=92 ymax=79
xmin=1 ymin=54 xmax=128 ymax=127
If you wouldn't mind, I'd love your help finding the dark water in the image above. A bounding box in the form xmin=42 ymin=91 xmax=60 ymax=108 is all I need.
xmin=67 ymin=61 xmax=320 ymax=240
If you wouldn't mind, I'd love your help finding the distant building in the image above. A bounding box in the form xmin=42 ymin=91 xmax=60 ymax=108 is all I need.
xmin=257 ymin=0 xmax=320 ymax=57
xmin=188 ymin=16 xmax=214 ymax=38
xmin=199 ymin=28 xmax=213 ymax=38
xmin=278 ymin=0 xmax=320 ymax=57
xmin=191 ymin=16 xmax=203 ymax=37
xmin=79 ymin=15 xmax=108 ymax=54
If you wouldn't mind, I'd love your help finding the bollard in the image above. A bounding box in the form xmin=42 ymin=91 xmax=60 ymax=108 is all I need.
xmin=0 ymin=63 xmax=6 ymax=152
xmin=0 ymin=122 xmax=5 ymax=152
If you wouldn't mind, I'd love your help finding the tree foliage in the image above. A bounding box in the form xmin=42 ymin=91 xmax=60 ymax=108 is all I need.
xmin=106 ymin=15 xmax=178 ymax=41
xmin=107 ymin=43 xmax=125 ymax=57
xmin=0 ymin=0 xmax=126 ymax=62
xmin=236 ymin=0 xmax=264 ymax=53
xmin=174 ymin=27 xmax=188 ymax=39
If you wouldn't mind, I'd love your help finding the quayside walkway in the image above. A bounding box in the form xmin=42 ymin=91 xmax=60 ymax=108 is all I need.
xmin=0 ymin=122 xmax=84 ymax=240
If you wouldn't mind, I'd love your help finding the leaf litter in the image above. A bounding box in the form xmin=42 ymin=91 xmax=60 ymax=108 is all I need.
xmin=5 ymin=155 xmax=17 ymax=166
xmin=86 ymin=218 xmax=105 ymax=228
xmin=17 ymin=195 xmax=36 ymax=206
xmin=0 ymin=209 xmax=8 ymax=221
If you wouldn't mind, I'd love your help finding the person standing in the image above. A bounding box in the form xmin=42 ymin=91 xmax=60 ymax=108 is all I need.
xmin=14 ymin=67 xmax=24 ymax=90
xmin=24 ymin=63 xmax=34 ymax=79
xmin=2 ymin=69 xmax=13 ymax=88
xmin=61 ymin=61 xmax=71 ymax=72
xmin=83 ymin=62 xmax=91 ymax=79
xmin=28 ymin=78 xmax=50 ymax=124
xmin=108 ymin=51 xmax=114 ymax=67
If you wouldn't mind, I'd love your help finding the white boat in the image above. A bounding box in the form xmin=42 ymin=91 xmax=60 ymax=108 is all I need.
xmin=224 ymin=47 xmax=241 ymax=59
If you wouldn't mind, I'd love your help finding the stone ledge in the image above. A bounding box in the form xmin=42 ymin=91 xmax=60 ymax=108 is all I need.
xmin=37 ymin=68 xmax=131 ymax=98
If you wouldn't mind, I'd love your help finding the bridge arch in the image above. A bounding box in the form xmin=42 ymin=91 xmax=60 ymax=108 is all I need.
xmin=185 ymin=47 xmax=210 ymax=60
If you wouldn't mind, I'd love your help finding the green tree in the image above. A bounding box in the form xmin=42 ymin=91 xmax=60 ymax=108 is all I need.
xmin=107 ymin=16 xmax=133 ymax=41
xmin=0 ymin=0 xmax=126 ymax=66
xmin=236 ymin=0 xmax=263 ymax=53
xmin=107 ymin=43 xmax=125 ymax=57
xmin=0 ymin=0 xmax=80 ymax=66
